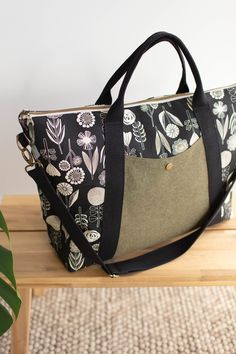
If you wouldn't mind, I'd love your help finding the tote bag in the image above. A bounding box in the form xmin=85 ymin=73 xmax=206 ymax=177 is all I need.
xmin=17 ymin=31 xmax=236 ymax=277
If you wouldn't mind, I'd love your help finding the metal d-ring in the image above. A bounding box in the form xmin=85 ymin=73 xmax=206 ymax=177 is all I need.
xmin=21 ymin=147 xmax=35 ymax=166
xmin=16 ymin=135 xmax=35 ymax=166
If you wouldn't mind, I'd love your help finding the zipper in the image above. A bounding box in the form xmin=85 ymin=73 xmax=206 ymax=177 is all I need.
xmin=19 ymin=82 xmax=236 ymax=120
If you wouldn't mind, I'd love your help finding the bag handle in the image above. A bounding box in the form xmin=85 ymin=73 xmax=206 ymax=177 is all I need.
xmin=108 ymin=32 xmax=207 ymax=118
xmin=96 ymin=38 xmax=189 ymax=105
xmin=17 ymin=133 xmax=235 ymax=277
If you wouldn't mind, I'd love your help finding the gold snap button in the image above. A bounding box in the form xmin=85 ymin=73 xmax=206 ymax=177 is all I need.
xmin=165 ymin=163 xmax=173 ymax=171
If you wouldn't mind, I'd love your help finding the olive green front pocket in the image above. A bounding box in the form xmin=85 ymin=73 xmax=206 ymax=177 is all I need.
xmin=114 ymin=137 xmax=209 ymax=258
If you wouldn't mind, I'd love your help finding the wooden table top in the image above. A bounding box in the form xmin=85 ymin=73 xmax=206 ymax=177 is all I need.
xmin=1 ymin=195 xmax=236 ymax=288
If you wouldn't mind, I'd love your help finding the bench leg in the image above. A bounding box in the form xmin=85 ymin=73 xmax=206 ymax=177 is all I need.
xmin=11 ymin=287 xmax=32 ymax=354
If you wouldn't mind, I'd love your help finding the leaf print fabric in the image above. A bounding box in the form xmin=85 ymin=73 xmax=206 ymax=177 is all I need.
xmin=132 ymin=121 xmax=146 ymax=151
xmin=46 ymin=163 xmax=61 ymax=177
xmin=46 ymin=117 xmax=65 ymax=154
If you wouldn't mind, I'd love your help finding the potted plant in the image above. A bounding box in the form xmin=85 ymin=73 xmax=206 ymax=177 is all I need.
xmin=0 ymin=210 xmax=21 ymax=336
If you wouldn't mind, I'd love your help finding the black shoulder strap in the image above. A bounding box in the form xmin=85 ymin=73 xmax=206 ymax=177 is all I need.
xmin=18 ymin=134 xmax=236 ymax=277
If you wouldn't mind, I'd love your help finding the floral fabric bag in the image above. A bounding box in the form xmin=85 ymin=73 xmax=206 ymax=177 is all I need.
xmin=17 ymin=32 xmax=236 ymax=277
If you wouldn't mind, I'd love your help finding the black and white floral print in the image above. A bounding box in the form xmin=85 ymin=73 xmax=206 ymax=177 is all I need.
xmin=77 ymin=111 xmax=95 ymax=128
xmin=65 ymin=167 xmax=85 ymax=185
xmin=57 ymin=182 xmax=73 ymax=196
xmin=19 ymin=85 xmax=236 ymax=271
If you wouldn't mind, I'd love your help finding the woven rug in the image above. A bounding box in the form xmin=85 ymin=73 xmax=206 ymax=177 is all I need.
xmin=1 ymin=287 xmax=236 ymax=354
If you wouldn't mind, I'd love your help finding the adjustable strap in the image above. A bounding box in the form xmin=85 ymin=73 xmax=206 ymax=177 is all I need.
xmin=17 ymin=132 xmax=236 ymax=277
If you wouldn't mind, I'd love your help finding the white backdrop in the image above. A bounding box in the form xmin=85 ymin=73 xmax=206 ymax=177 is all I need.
xmin=0 ymin=0 xmax=236 ymax=194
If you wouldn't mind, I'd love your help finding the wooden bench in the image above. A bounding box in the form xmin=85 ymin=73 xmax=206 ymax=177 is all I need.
xmin=1 ymin=194 xmax=236 ymax=354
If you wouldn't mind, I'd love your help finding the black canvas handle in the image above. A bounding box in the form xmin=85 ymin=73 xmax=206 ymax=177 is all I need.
xmin=108 ymin=31 xmax=207 ymax=118
xmin=96 ymin=37 xmax=189 ymax=105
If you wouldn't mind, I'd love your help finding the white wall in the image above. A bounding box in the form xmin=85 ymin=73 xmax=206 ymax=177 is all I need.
xmin=0 ymin=0 xmax=235 ymax=194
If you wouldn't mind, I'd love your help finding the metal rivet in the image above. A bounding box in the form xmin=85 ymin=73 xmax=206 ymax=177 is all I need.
xmin=165 ymin=163 xmax=173 ymax=171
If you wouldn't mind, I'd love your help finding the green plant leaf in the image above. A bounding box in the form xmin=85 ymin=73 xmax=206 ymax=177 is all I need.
xmin=0 ymin=278 xmax=21 ymax=318
xmin=0 ymin=210 xmax=21 ymax=337
xmin=0 ymin=210 xmax=9 ymax=239
xmin=0 ymin=303 xmax=13 ymax=336
xmin=0 ymin=245 xmax=16 ymax=289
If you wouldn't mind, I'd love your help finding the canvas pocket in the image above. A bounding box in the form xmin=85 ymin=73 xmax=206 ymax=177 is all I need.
xmin=114 ymin=137 xmax=210 ymax=258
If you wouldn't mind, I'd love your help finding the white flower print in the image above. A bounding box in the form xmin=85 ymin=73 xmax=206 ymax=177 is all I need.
xmin=77 ymin=131 xmax=96 ymax=150
xmin=124 ymin=109 xmax=136 ymax=125
xmin=184 ymin=118 xmax=199 ymax=131
xmin=59 ymin=160 xmax=71 ymax=171
xmin=77 ymin=111 xmax=95 ymax=128
xmin=150 ymin=103 xmax=159 ymax=109
xmin=172 ymin=139 xmax=188 ymax=155
xmin=98 ymin=170 xmax=105 ymax=186
xmin=227 ymin=134 xmax=236 ymax=151
xmin=125 ymin=147 xmax=137 ymax=157
xmin=210 ymin=89 xmax=224 ymax=100
xmin=84 ymin=230 xmax=101 ymax=242
xmin=140 ymin=105 xmax=149 ymax=113
xmin=72 ymin=156 xmax=82 ymax=166
xmin=165 ymin=123 xmax=179 ymax=138
xmin=40 ymin=147 xmax=57 ymax=161
xmin=65 ymin=167 xmax=85 ymax=185
xmin=57 ymin=182 xmax=73 ymax=196
xmin=212 ymin=101 xmax=227 ymax=119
